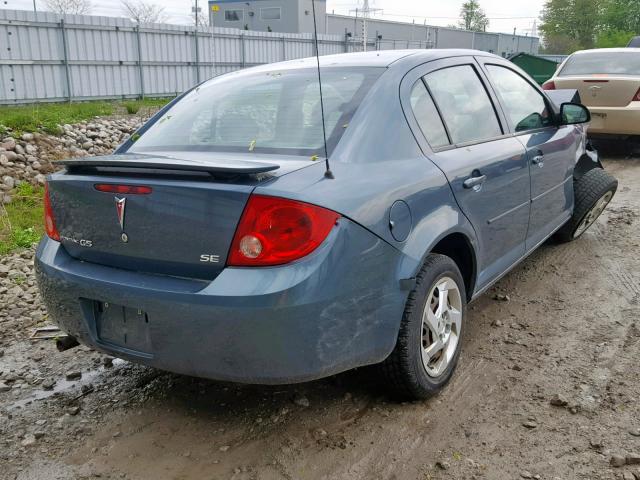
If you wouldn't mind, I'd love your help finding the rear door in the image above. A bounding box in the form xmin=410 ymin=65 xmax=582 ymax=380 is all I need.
xmin=479 ymin=59 xmax=578 ymax=249
xmin=402 ymin=57 xmax=530 ymax=290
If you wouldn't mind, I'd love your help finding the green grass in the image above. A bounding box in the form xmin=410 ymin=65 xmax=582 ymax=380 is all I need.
xmin=0 ymin=183 xmax=44 ymax=255
xmin=0 ymin=98 xmax=170 ymax=136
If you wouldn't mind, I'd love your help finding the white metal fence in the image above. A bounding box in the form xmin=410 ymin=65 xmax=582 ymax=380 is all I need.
xmin=0 ymin=8 xmax=536 ymax=105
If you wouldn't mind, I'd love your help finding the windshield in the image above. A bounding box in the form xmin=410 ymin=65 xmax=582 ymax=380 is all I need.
xmin=559 ymin=51 xmax=640 ymax=76
xmin=129 ymin=67 xmax=383 ymax=158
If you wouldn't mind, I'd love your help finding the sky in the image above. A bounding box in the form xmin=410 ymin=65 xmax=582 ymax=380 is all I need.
xmin=1 ymin=0 xmax=544 ymax=36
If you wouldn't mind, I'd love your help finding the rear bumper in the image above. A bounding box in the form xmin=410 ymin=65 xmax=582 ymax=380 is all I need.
xmin=587 ymin=103 xmax=640 ymax=135
xmin=35 ymin=218 xmax=409 ymax=384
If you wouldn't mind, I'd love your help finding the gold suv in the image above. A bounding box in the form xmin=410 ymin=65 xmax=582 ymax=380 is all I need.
xmin=543 ymin=48 xmax=640 ymax=135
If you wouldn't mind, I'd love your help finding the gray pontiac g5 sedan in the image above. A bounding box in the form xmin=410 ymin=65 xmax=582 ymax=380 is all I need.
xmin=35 ymin=50 xmax=618 ymax=399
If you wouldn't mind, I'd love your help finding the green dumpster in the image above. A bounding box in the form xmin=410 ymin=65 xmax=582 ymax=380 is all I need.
xmin=508 ymin=52 xmax=560 ymax=85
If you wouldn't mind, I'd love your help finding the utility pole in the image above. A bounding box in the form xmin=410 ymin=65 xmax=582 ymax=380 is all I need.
xmin=33 ymin=0 xmax=37 ymax=12
xmin=350 ymin=0 xmax=381 ymax=52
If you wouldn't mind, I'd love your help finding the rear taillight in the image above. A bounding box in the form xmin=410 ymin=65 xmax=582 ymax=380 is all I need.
xmin=44 ymin=183 xmax=60 ymax=241
xmin=542 ymin=81 xmax=556 ymax=90
xmin=227 ymin=195 xmax=340 ymax=267
xmin=94 ymin=184 xmax=152 ymax=194
xmin=633 ymin=87 xmax=640 ymax=102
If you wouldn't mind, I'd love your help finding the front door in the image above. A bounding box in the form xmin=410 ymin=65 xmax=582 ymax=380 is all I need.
xmin=403 ymin=58 xmax=531 ymax=290
xmin=479 ymin=61 xmax=578 ymax=249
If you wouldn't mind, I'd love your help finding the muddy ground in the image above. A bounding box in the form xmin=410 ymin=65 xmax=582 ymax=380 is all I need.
xmin=1 ymin=156 xmax=639 ymax=480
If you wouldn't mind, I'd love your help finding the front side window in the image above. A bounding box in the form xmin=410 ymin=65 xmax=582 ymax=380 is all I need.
xmin=225 ymin=9 xmax=243 ymax=21
xmin=260 ymin=7 xmax=281 ymax=20
xmin=485 ymin=65 xmax=552 ymax=132
xmin=129 ymin=67 xmax=383 ymax=158
xmin=409 ymin=80 xmax=449 ymax=148
xmin=424 ymin=65 xmax=502 ymax=144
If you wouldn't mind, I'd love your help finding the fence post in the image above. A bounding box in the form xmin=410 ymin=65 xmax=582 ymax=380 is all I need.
xmin=281 ymin=35 xmax=286 ymax=61
xmin=344 ymin=30 xmax=349 ymax=53
xmin=135 ymin=24 xmax=145 ymax=99
xmin=60 ymin=19 xmax=72 ymax=103
xmin=240 ymin=32 xmax=246 ymax=68
xmin=194 ymin=26 xmax=201 ymax=83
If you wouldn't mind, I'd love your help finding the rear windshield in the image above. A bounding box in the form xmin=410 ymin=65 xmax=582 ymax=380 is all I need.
xmin=128 ymin=67 xmax=383 ymax=157
xmin=559 ymin=51 xmax=640 ymax=76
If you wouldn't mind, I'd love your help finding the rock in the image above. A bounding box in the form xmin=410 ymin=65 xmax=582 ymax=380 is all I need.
xmin=1 ymin=138 xmax=16 ymax=151
xmin=435 ymin=460 xmax=450 ymax=470
xmin=103 ymin=357 xmax=114 ymax=368
xmin=0 ymin=382 xmax=11 ymax=393
xmin=491 ymin=319 xmax=503 ymax=327
xmin=219 ymin=445 xmax=230 ymax=452
xmin=550 ymin=394 xmax=569 ymax=407
xmin=21 ymin=133 xmax=34 ymax=142
xmin=610 ymin=454 xmax=626 ymax=467
xmin=312 ymin=428 xmax=328 ymax=440
xmin=589 ymin=438 xmax=604 ymax=450
xmin=630 ymin=429 xmax=640 ymax=437
xmin=293 ymin=393 xmax=310 ymax=408
xmin=2 ymin=176 xmax=14 ymax=189
xmin=67 ymin=406 xmax=81 ymax=416
xmin=0 ymin=350 xmax=3 ymax=358
xmin=623 ymin=473 xmax=635 ymax=480
xmin=520 ymin=472 xmax=533 ymax=479
xmin=65 ymin=371 xmax=82 ymax=381
xmin=25 ymin=143 xmax=37 ymax=155
xmin=41 ymin=378 xmax=55 ymax=390
xmin=627 ymin=454 xmax=640 ymax=465
xmin=493 ymin=293 xmax=510 ymax=302
xmin=522 ymin=421 xmax=537 ymax=429
xmin=21 ymin=434 xmax=37 ymax=447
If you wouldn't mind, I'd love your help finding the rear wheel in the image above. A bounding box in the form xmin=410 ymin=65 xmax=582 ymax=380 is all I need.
xmin=381 ymin=254 xmax=466 ymax=400
xmin=555 ymin=168 xmax=618 ymax=243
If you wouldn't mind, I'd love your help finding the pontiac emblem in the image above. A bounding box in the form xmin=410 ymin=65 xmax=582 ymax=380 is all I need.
xmin=589 ymin=85 xmax=601 ymax=97
xmin=114 ymin=197 xmax=128 ymax=243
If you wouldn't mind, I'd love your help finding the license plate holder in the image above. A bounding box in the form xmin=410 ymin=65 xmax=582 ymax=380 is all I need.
xmin=94 ymin=301 xmax=152 ymax=353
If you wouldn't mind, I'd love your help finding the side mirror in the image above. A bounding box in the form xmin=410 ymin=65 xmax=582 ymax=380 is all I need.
xmin=560 ymin=103 xmax=590 ymax=125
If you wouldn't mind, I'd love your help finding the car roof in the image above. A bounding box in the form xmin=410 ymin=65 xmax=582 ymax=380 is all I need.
xmin=570 ymin=48 xmax=640 ymax=55
xmin=245 ymin=49 xmax=502 ymax=72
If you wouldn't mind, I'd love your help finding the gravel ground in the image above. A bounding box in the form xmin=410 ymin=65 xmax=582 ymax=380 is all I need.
xmin=0 ymin=154 xmax=639 ymax=480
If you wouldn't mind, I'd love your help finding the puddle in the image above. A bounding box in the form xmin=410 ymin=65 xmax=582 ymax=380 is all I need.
xmin=7 ymin=358 xmax=127 ymax=411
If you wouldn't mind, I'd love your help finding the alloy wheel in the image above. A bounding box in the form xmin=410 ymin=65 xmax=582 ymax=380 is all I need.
xmin=421 ymin=276 xmax=463 ymax=378
xmin=573 ymin=190 xmax=613 ymax=238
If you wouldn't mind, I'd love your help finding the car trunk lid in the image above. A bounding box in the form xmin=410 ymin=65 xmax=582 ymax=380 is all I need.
xmin=48 ymin=152 xmax=313 ymax=280
xmin=554 ymin=76 xmax=640 ymax=107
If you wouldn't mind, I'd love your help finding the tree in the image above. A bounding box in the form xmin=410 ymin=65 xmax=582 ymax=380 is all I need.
xmin=121 ymin=0 xmax=167 ymax=24
xmin=458 ymin=0 xmax=489 ymax=32
xmin=539 ymin=0 xmax=601 ymax=53
xmin=600 ymin=0 xmax=640 ymax=36
xmin=44 ymin=0 xmax=92 ymax=15
xmin=191 ymin=5 xmax=210 ymax=28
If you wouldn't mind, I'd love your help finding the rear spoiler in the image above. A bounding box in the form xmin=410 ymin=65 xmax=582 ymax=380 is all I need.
xmin=55 ymin=154 xmax=280 ymax=175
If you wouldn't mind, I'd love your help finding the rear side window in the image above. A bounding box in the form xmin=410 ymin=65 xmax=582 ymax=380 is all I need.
xmin=424 ymin=65 xmax=502 ymax=144
xmin=559 ymin=51 xmax=640 ymax=76
xmin=485 ymin=65 xmax=552 ymax=132
xmin=410 ymin=80 xmax=450 ymax=148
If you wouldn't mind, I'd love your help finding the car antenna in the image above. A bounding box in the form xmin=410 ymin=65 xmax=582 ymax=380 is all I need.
xmin=311 ymin=0 xmax=334 ymax=179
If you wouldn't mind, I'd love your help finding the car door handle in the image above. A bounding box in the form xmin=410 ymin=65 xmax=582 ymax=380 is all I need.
xmin=532 ymin=155 xmax=544 ymax=167
xmin=463 ymin=174 xmax=487 ymax=189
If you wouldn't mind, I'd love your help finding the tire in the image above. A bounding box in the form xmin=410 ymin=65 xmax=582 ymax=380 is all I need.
xmin=381 ymin=254 xmax=466 ymax=400
xmin=555 ymin=168 xmax=618 ymax=243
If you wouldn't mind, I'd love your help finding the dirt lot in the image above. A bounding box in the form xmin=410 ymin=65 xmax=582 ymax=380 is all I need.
xmin=1 ymin=156 xmax=639 ymax=480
